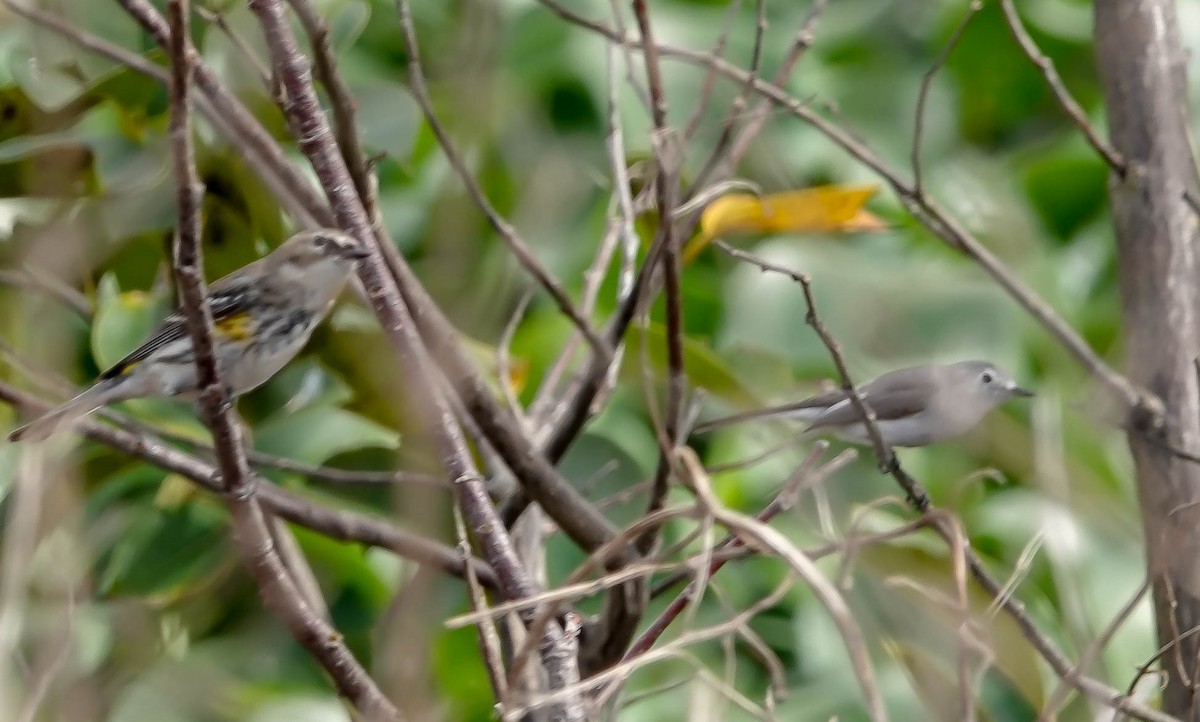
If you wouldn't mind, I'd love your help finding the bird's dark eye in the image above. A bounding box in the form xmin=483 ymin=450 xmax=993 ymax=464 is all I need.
xmin=981 ymin=371 xmax=994 ymax=384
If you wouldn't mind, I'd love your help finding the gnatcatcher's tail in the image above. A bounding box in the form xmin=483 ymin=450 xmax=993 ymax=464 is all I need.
xmin=694 ymin=402 xmax=825 ymax=434
xmin=8 ymin=380 xmax=128 ymax=442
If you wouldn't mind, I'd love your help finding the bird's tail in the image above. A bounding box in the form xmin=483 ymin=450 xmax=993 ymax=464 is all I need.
xmin=8 ymin=381 xmax=128 ymax=443
xmin=693 ymin=402 xmax=825 ymax=434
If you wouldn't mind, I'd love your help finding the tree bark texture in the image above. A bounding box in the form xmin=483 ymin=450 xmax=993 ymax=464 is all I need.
xmin=1095 ymin=1 xmax=1200 ymax=717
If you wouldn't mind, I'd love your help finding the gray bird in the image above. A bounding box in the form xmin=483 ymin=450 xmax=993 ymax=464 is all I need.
xmin=695 ymin=360 xmax=1034 ymax=447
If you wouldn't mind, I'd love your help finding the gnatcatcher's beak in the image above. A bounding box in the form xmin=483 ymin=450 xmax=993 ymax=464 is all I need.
xmin=1010 ymin=385 xmax=1035 ymax=398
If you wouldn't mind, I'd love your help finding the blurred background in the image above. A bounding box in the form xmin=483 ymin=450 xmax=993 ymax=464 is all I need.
xmin=2 ymin=0 xmax=1199 ymax=719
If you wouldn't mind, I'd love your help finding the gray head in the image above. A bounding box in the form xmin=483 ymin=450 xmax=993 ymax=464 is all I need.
xmin=271 ymin=229 xmax=371 ymax=269
xmin=254 ymin=230 xmax=370 ymax=309
xmin=938 ymin=360 xmax=1034 ymax=405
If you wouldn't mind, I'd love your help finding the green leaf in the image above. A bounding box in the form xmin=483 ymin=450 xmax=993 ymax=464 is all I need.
xmin=623 ymin=322 xmax=760 ymax=407
xmin=97 ymin=501 xmax=232 ymax=598
xmin=255 ymin=357 xmax=355 ymax=414
xmin=7 ymin=42 xmax=87 ymax=112
xmin=354 ymin=82 xmax=420 ymax=161
xmin=327 ymin=0 xmax=371 ymax=51
xmin=91 ymin=274 xmax=168 ymax=371
xmin=253 ymin=406 xmax=399 ymax=466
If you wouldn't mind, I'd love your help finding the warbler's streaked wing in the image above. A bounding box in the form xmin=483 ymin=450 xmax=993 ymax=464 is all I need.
xmin=99 ymin=281 xmax=256 ymax=379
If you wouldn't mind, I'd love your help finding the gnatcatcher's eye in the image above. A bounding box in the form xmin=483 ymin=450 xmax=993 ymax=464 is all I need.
xmin=980 ymin=371 xmax=994 ymax=384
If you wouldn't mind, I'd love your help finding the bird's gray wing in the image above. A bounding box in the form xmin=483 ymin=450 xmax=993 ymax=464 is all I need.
xmin=805 ymin=368 xmax=937 ymax=430
xmin=98 ymin=279 xmax=258 ymax=380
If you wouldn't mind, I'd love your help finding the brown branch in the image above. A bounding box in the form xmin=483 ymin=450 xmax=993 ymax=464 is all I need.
xmin=630 ymin=0 xmax=684 ymax=554
xmin=166 ymin=3 xmax=402 ymax=718
xmin=630 ymin=444 xmax=851 ymax=654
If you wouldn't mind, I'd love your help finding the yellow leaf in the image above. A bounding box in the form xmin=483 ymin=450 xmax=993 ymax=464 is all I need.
xmin=842 ymin=208 xmax=891 ymax=232
xmin=683 ymin=184 xmax=882 ymax=263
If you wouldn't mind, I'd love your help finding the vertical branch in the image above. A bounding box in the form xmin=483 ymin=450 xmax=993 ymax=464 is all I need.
xmin=166 ymin=0 xmax=251 ymax=500
xmin=165 ymin=2 xmax=402 ymax=719
xmin=1094 ymin=1 xmax=1200 ymax=718
xmin=631 ymin=0 xmax=684 ymax=553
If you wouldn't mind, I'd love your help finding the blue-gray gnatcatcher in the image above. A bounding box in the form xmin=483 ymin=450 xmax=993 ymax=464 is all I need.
xmin=696 ymin=360 xmax=1034 ymax=447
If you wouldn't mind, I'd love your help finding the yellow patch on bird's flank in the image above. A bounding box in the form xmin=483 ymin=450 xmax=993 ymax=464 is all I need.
xmin=119 ymin=361 xmax=141 ymax=375
xmin=215 ymin=312 xmax=254 ymax=341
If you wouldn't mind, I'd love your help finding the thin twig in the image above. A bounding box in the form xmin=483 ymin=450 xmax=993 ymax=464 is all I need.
xmin=687 ymin=0 xmax=767 ymax=195
xmin=707 ymin=0 xmax=828 ymax=185
xmin=394 ymin=0 xmax=611 ymax=364
xmin=1038 ymin=577 xmax=1153 ymax=722
xmin=196 ymin=6 xmax=272 ymax=88
xmin=631 ymin=445 xmax=852 ymax=652
xmin=997 ymin=0 xmax=1125 ymax=174
xmin=680 ymin=0 xmax=743 ymax=142
xmin=674 ymin=448 xmax=889 ymax=722
xmin=453 ymin=504 xmax=509 ymax=709
xmin=912 ymin=1 xmax=982 ymax=195
xmin=0 ymin=269 xmax=92 ymax=316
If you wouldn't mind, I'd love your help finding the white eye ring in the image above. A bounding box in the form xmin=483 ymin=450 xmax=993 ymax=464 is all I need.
xmin=981 ymin=371 xmax=994 ymax=384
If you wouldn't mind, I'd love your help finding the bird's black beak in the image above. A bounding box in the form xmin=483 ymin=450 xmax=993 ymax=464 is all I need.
xmin=1011 ymin=386 xmax=1035 ymax=398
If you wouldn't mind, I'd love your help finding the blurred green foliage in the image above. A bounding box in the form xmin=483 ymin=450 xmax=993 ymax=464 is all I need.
xmin=2 ymin=0 xmax=1196 ymax=720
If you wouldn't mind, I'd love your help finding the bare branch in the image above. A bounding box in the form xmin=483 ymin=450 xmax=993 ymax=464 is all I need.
xmin=167 ymin=3 xmax=401 ymax=718
xmin=912 ymin=1 xmax=982 ymax=195
xmin=674 ymin=448 xmax=889 ymax=722
xmin=998 ymin=0 xmax=1125 ymax=174
xmin=393 ymin=0 xmax=612 ymax=364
